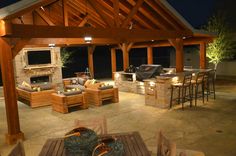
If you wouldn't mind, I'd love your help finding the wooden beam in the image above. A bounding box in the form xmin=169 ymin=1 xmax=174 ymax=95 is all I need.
xmin=78 ymin=15 xmax=88 ymax=27
xmin=88 ymin=45 xmax=96 ymax=78
xmin=121 ymin=0 xmax=144 ymax=28
xmin=127 ymin=42 xmax=134 ymax=51
xmin=3 ymin=0 xmax=58 ymax=20
xmin=200 ymin=42 xmax=206 ymax=69
xmin=0 ymin=20 xmax=12 ymax=37
xmin=169 ymin=38 xmax=184 ymax=72
xmin=6 ymin=24 xmax=191 ymax=42
xmin=113 ymin=0 xmax=120 ymax=27
xmin=0 ymin=38 xmax=24 ymax=144
xmin=12 ymin=38 xmax=30 ymax=58
xmin=147 ymin=46 xmax=153 ymax=64
xmin=35 ymin=9 xmax=55 ymax=26
xmin=27 ymin=38 xmax=119 ymax=45
xmin=119 ymin=1 xmax=153 ymax=29
xmin=62 ymin=0 xmax=68 ymax=26
xmin=87 ymin=0 xmax=113 ymax=27
xmin=111 ymin=48 xmax=117 ymax=79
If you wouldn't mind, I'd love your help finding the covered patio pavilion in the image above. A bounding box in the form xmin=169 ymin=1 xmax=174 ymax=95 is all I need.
xmin=0 ymin=0 xmax=215 ymax=146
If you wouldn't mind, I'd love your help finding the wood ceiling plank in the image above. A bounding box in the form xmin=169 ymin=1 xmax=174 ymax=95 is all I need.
xmin=87 ymin=0 xmax=114 ymax=27
xmin=127 ymin=0 xmax=167 ymax=30
xmin=119 ymin=0 xmax=153 ymax=29
xmin=121 ymin=0 xmax=144 ymax=28
xmin=69 ymin=1 xmax=107 ymax=28
xmin=35 ymin=9 xmax=55 ymax=26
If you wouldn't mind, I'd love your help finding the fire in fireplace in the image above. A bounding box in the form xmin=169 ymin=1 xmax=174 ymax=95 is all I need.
xmin=30 ymin=75 xmax=50 ymax=84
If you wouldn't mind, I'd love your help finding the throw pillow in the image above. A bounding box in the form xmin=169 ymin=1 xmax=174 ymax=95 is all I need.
xmin=18 ymin=85 xmax=36 ymax=92
xmin=22 ymin=81 xmax=32 ymax=89
xmin=71 ymin=78 xmax=79 ymax=85
xmin=78 ymin=77 xmax=86 ymax=85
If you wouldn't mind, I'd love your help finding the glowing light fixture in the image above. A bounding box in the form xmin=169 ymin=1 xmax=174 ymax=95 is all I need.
xmin=48 ymin=43 xmax=55 ymax=48
xmin=84 ymin=36 xmax=92 ymax=43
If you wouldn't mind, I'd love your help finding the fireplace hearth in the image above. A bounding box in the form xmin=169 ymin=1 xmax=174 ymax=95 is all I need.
xmin=30 ymin=75 xmax=51 ymax=84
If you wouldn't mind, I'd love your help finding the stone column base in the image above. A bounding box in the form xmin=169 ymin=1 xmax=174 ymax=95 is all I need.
xmin=5 ymin=132 xmax=25 ymax=145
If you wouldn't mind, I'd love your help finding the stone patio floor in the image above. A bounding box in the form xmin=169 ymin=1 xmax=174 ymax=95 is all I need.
xmin=0 ymin=79 xmax=236 ymax=156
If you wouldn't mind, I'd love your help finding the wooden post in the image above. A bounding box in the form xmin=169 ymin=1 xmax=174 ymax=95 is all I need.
xmin=169 ymin=38 xmax=184 ymax=72
xmin=120 ymin=43 xmax=129 ymax=70
xmin=175 ymin=38 xmax=183 ymax=72
xmin=111 ymin=48 xmax=117 ymax=80
xmin=147 ymin=46 xmax=153 ymax=64
xmin=88 ymin=46 xmax=95 ymax=78
xmin=0 ymin=39 xmax=24 ymax=144
xmin=200 ymin=42 xmax=206 ymax=69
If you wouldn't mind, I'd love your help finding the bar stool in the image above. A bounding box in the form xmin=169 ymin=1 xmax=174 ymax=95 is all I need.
xmin=191 ymin=72 xmax=205 ymax=106
xmin=205 ymin=69 xmax=216 ymax=100
xmin=170 ymin=72 xmax=192 ymax=109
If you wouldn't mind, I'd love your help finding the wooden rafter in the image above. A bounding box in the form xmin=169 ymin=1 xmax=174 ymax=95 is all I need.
xmin=35 ymin=9 xmax=55 ymax=26
xmin=113 ymin=0 xmax=120 ymax=27
xmin=87 ymin=0 xmax=114 ymax=27
xmin=69 ymin=1 xmax=107 ymax=28
xmin=121 ymin=0 xmax=144 ymax=28
xmin=78 ymin=15 xmax=88 ymax=27
xmin=62 ymin=0 xmax=69 ymax=26
xmin=3 ymin=0 xmax=59 ymax=20
xmin=127 ymin=0 xmax=167 ymax=29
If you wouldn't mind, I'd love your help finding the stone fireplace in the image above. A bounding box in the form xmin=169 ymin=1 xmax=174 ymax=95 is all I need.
xmin=30 ymin=75 xmax=51 ymax=84
xmin=14 ymin=47 xmax=62 ymax=85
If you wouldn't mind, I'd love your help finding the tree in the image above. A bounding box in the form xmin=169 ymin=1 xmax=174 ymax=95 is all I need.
xmin=203 ymin=12 xmax=236 ymax=70
xmin=60 ymin=47 xmax=74 ymax=67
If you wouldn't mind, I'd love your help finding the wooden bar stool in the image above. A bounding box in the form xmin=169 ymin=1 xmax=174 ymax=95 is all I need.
xmin=170 ymin=72 xmax=192 ymax=109
xmin=191 ymin=72 xmax=205 ymax=106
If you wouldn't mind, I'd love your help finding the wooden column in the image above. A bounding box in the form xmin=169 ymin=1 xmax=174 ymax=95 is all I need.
xmin=0 ymin=39 xmax=24 ymax=144
xmin=88 ymin=46 xmax=95 ymax=78
xmin=111 ymin=48 xmax=117 ymax=80
xmin=122 ymin=44 xmax=129 ymax=70
xmin=200 ymin=42 xmax=206 ymax=69
xmin=120 ymin=43 xmax=133 ymax=70
xmin=169 ymin=38 xmax=184 ymax=72
xmin=147 ymin=46 xmax=153 ymax=64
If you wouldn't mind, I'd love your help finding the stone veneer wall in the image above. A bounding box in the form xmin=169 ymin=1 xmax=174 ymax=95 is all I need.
xmin=14 ymin=47 xmax=62 ymax=85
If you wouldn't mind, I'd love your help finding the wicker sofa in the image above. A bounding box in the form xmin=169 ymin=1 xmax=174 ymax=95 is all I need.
xmin=16 ymin=83 xmax=55 ymax=108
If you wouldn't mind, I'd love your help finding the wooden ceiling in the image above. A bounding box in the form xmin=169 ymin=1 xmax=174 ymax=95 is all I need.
xmin=0 ymin=0 xmax=214 ymax=46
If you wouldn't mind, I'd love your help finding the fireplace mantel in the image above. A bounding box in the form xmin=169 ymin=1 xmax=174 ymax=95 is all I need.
xmin=23 ymin=64 xmax=57 ymax=70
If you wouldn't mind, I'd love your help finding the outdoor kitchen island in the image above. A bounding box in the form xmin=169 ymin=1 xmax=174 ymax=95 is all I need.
xmin=144 ymin=74 xmax=179 ymax=108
